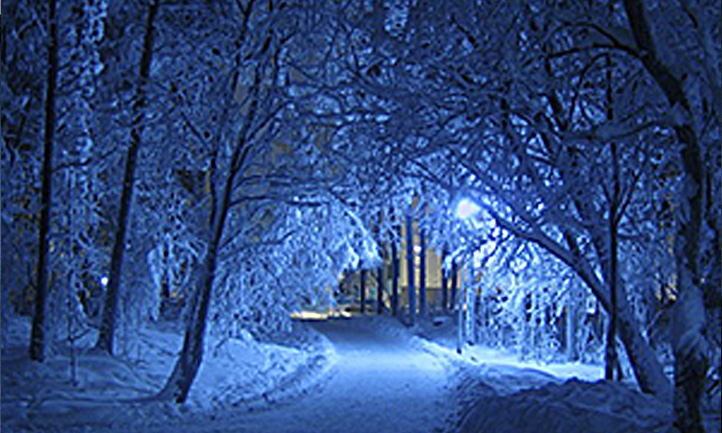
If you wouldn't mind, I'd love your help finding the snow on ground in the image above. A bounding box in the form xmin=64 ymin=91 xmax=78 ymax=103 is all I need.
xmin=414 ymin=315 xmax=721 ymax=433
xmin=1 ymin=315 xmax=451 ymax=433
xmin=122 ymin=316 xmax=453 ymax=433
xmin=1 ymin=316 xmax=334 ymax=432
xmin=3 ymin=314 xmax=717 ymax=433
xmin=460 ymin=378 xmax=673 ymax=433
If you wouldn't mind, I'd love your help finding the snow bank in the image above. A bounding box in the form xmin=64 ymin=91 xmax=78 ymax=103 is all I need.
xmin=400 ymin=315 xmax=679 ymax=433
xmin=1 ymin=316 xmax=335 ymax=432
xmin=460 ymin=379 xmax=673 ymax=433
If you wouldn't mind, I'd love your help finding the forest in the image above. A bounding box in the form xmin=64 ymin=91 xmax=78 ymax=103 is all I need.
xmin=1 ymin=0 xmax=720 ymax=432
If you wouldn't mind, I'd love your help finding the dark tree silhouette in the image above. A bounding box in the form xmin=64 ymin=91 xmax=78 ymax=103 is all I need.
xmin=96 ymin=0 xmax=160 ymax=355
xmin=29 ymin=0 xmax=60 ymax=362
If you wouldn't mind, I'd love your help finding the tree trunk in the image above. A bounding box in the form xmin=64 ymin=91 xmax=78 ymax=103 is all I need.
xmin=565 ymin=292 xmax=577 ymax=361
xmin=605 ymin=52 xmax=620 ymax=382
xmin=29 ymin=0 xmax=59 ymax=362
xmin=405 ymin=213 xmax=415 ymax=325
xmin=605 ymin=166 xmax=620 ymax=382
xmin=616 ymin=291 xmax=673 ymax=396
xmin=376 ymin=218 xmax=385 ymax=314
xmin=157 ymin=161 xmax=252 ymax=404
xmin=622 ymin=1 xmax=709 ymax=429
xmin=376 ymin=259 xmax=384 ymax=314
xmin=669 ymin=124 xmax=708 ymax=433
xmin=157 ymin=237 xmax=219 ymax=402
xmin=95 ymin=0 xmax=159 ymax=355
xmin=419 ymin=226 xmax=426 ymax=317
xmin=450 ymin=260 xmax=458 ymax=312
xmin=158 ymin=64 xmax=256 ymax=400
xmin=456 ymin=281 xmax=464 ymax=354
xmin=441 ymin=249 xmax=448 ymax=314
xmin=466 ymin=266 xmax=476 ymax=344
xmin=563 ymin=230 xmax=671 ymax=398
xmin=531 ymin=6 xmax=671 ymax=399
xmin=360 ymin=267 xmax=366 ymax=315
xmin=157 ymin=145 xmax=248 ymax=403
xmin=484 ymin=205 xmax=671 ymax=398
xmin=391 ymin=225 xmax=399 ymax=317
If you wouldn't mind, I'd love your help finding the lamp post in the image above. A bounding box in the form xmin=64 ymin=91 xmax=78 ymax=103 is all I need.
xmin=453 ymin=197 xmax=481 ymax=355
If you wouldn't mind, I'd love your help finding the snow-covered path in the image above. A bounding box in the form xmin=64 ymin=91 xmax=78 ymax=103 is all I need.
xmin=142 ymin=318 xmax=452 ymax=433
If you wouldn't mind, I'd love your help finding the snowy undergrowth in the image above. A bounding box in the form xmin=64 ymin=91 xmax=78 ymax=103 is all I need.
xmin=397 ymin=315 xmax=680 ymax=433
xmin=1 ymin=316 xmax=335 ymax=433
xmin=437 ymin=341 xmax=720 ymax=433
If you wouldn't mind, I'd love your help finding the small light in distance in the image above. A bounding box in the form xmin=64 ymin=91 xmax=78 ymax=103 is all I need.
xmin=100 ymin=276 xmax=109 ymax=286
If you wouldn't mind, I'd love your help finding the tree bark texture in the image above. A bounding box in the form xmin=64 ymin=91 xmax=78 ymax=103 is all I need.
xmin=30 ymin=0 xmax=59 ymax=362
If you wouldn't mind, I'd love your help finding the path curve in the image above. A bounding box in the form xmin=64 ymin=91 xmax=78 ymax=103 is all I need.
xmin=158 ymin=317 xmax=453 ymax=433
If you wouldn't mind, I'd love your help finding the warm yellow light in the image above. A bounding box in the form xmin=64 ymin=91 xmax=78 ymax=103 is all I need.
xmin=290 ymin=311 xmax=329 ymax=320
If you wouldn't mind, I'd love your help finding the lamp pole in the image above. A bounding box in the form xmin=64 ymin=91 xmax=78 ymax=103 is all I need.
xmin=453 ymin=197 xmax=482 ymax=355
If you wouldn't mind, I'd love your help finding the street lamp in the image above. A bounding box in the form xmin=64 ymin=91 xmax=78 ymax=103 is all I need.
xmin=455 ymin=197 xmax=482 ymax=220
xmin=452 ymin=196 xmax=482 ymax=354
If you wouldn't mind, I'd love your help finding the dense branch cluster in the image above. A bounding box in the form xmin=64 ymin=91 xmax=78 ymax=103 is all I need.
xmin=2 ymin=0 xmax=719 ymax=427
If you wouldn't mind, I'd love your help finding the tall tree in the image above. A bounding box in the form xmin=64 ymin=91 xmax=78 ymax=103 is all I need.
xmin=157 ymin=0 xmax=343 ymax=401
xmin=604 ymin=53 xmax=620 ymax=382
xmin=158 ymin=130 xmax=252 ymax=401
xmin=621 ymin=1 xmax=718 ymax=429
xmin=95 ymin=0 xmax=160 ymax=355
xmin=1 ymin=0 xmax=45 ymax=325
xmin=158 ymin=46 xmax=262 ymax=398
xmin=29 ymin=0 xmax=60 ymax=362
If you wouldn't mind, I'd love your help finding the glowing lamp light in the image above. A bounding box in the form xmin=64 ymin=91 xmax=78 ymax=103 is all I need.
xmin=100 ymin=276 xmax=109 ymax=287
xmin=455 ymin=198 xmax=481 ymax=220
